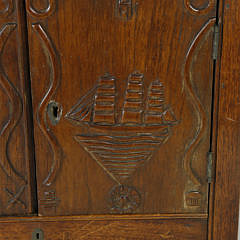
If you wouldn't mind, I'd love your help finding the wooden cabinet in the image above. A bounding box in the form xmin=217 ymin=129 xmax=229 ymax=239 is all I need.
xmin=27 ymin=0 xmax=216 ymax=217
xmin=0 ymin=0 xmax=238 ymax=239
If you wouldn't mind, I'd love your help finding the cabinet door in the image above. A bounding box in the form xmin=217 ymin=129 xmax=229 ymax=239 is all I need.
xmin=26 ymin=0 xmax=216 ymax=217
xmin=0 ymin=0 xmax=35 ymax=215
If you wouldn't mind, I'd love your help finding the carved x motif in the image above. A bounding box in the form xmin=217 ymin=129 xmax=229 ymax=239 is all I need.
xmin=5 ymin=185 xmax=26 ymax=209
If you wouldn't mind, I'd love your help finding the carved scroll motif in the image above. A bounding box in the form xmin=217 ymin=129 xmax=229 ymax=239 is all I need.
xmin=184 ymin=18 xmax=215 ymax=188
xmin=25 ymin=0 xmax=56 ymax=18
xmin=32 ymin=23 xmax=62 ymax=186
xmin=0 ymin=0 xmax=14 ymax=17
xmin=184 ymin=0 xmax=215 ymax=15
xmin=0 ymin=23 xmax=27 ymax=209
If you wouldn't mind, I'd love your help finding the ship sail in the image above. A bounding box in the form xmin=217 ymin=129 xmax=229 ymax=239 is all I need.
xmin=66 ymin=73 xmax=177 ymax=127
xmin=64 ymin=87 xmax=96 ymax=123
xmin=92 ymin=73 xmax=116 ymax=125
xmin=121 ymin=72 xmax=144 ymax=125
xmin=162 ymin=107 xmax=178 ymax=124
xmin=145 ymin=79 xmax=165 ymax=125
xmin=145 ymin=79 xmax=178 ymax=125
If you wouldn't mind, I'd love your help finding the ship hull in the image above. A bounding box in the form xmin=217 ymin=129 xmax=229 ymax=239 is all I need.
xmin=74 ymin=125 xmax=170 ymax=184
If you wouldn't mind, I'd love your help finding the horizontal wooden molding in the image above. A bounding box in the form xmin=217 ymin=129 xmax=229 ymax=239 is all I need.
xmin=0 ymin=213 xmax=208 ymax=223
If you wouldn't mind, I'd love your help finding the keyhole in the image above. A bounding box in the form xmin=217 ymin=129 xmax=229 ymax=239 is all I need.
xmin=53 ymin=105 xmax=59 ymax=118
xmin=32 ymin=229 xmax=44 ymax=240
xmin=47 ymin=101 xmax=62 ymax=125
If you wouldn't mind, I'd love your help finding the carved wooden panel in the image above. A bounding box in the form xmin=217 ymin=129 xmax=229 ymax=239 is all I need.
xmin=26 ymin=0 xmax=216 ymax=215
xmin=0 ymin=215 xmax=207 ymax=240
xmin=0 ymin=0 xmax=33 ymax=215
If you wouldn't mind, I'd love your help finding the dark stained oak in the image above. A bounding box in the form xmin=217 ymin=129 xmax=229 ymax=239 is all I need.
xmin=0 ymin=0 xmax=239 ymax=239
xmin=0 ymin=0 xmax=34 ymax=215
xmin=212 ymin=0 xmax=240 ymax=239
xmin=0 ymin=214 xmax=208 ymax=240
xmin=26 ymin=0 xmax=217 ymax=216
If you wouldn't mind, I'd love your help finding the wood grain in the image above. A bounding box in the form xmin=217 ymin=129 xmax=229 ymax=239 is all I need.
xmin=26 ymin=0 xmax=216 ymax=215
xmin=212 ymin=0 xmax=240 ymax=239
xmin=0 ymin=0 xmax=33 ymax=215
xmin=0 ymin=215 xmax=207 ymax=240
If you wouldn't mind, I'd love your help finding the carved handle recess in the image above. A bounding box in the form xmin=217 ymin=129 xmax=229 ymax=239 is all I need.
xmin=25 ymin=0 xmax=56 ymax=18
xmin=184 ymin=0 xmax=215 ymax=15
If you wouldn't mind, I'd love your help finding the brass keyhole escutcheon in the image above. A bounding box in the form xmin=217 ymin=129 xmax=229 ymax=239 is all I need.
xmin=32 ymin=229 xmax=44 ymax=240
xmin=47 ymin=101 xmax=63 ymax=125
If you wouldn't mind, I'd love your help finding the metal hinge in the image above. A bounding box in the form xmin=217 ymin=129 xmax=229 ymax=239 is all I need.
xmin=212 ymin=25 xmax=220 ymax=60
xmin=207 ymin=152 xmax=215 ymax=183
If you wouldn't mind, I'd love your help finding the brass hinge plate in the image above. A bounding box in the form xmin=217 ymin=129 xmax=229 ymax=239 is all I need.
xmin=207 ymin=152 xmax=215 ymax=183
xmin=212 ymin=25 xmax=220 ymax=60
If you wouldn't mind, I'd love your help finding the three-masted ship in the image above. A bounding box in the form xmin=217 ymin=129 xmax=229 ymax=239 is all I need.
xmin=66 ymin=72 xmax=177 ymax=185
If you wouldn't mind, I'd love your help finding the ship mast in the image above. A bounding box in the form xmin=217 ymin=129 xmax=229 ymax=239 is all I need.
xmin=121 ymin=72 xmax=144 ymax=125
xmin=145 ymin=79 xmax=165 ymax=125
xmin=92 ymin=73 xmax=116 ymax=125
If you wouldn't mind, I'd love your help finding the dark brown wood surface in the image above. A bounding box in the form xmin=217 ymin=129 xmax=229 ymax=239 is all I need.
xmin=212 ymin=0 xmax=240 ymax=239
xmin=26 ymin=0 xmax=217 ymax=216
xmin=0 ymin=0 xmax=33 ymax=215
xmin=0 ymin=214 xmax=207 ymax=240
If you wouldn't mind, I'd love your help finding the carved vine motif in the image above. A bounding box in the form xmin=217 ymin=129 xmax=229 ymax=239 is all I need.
xmin=184 ymin=0 xmax=215 ymax=15
xmin=66 ymin=72 xmax=178 ymax=212
xmin=32 ymin=23 xmax=62 ymax=187
xmin=0 ymin=0 xmax=14 ymax=17
xmin=0 ymin=23 xmax=27 ymax=209
xmin=25 ymin=0 xmax=56 ymax=18
xmin=184 ymin=19 xmax=215 ymax=189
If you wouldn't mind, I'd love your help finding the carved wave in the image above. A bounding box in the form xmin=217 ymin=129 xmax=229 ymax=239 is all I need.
xmin=25 ymin=0 xmax=56 ymax=18
xmin=0 ymin=0 xmax=14 ymax=17
xmin=0 ymin=23 xmax=26 ymax=184
xmin=32 ymin=23 xmax=62 ymax=186
xmin=184 ymin=18 xmax=215 ymax=186
xmin=0 ymin=23 xmax=27 ymax=209
xmin=184 ymin=0 xmax=215 ymax=15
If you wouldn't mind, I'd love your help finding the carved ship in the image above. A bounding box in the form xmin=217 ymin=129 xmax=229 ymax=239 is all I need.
xmin=66 ymin=72 xmax=178 ymax=184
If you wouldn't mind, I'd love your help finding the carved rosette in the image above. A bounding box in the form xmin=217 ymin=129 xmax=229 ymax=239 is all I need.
xmin=110 ymin=185 xmax=141 ymax=213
